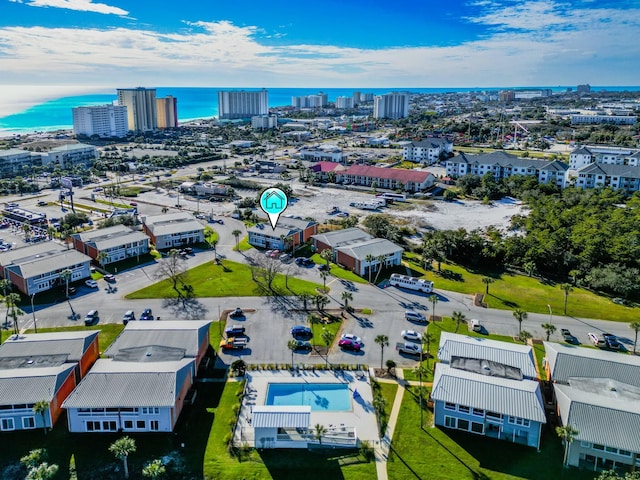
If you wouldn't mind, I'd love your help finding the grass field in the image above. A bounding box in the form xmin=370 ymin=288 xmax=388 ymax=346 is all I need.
xmin=403 ymin=253 xmax=639 ymax=322
xmin=16 ymin=324 xmax=124 ymax=353
xmin=310 ymin=254 xmax=368 ymax=284
xmin=126 ymin=259 xmax=322 ymax=299
xmin=233 ymin=235 xmax=253 ymax=252
xmin=387 ymin=386 xmax=595 ymax=480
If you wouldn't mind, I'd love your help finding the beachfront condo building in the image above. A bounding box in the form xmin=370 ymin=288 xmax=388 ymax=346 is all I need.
xmin=373 ymin=92 xmax=410 ymax=119
xmin=72 ymin=104 xmax=128 ymax=138
xmin=156 ymin=96 xmax=178 ymax=129
xmin=335 ymin=96 xmax=354 ymax=109
xmin=291 ymin=92 xmax=328 ymax=109
xmin=117 ymin=87 xmax=157 ymax=132
xmin=218 ymin=89 xmax=268 ymax=120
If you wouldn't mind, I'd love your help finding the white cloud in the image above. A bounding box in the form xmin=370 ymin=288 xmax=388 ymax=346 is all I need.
xmin=25 ymin=0 xmax=128 ymax=16
xmin=0 ymin=2 xmax=638 ymax=88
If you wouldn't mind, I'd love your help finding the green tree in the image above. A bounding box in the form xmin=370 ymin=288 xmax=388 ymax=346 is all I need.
xmin=374 ymin=334 xmax=389 ymax=370
xmin=314 ymin=424 xmax=326 ymax=445
xmin=452 ymin=311 xmax=466 ymax=334
xmin=365 ymin=254 xmax=375 ymax=283
xmin=0 ymin=278 xmax=12 ymax=326
xmin=319 ymin=270 xmax=329 ymax=291
xmin=287 ymin=339 xmax=298 ymax=366
xmin=560 ymin=283 xmax=573 ymax=315
xmin=413 ymin=362 xmax=429 ymax=427
xmin=556 ymin=424 xmax=579 ymax=467
xmin=4 ymin=292 xmax=22 ymax=335
xmin=541 ymin=322 xmax=556 ymax=341
xmin=109 ymin=436 xmax=137 ymax=479
xmin=481 ymin=276 xmax=495 ymax=295
xmin=429 ymin=294 xmax=438 ymax=320
xmin=422 ymin=332 xmax=433 ymax=368
xmin=26 ymin=463 xmax=59 ymax=480
xmin=321 ymin=330 xmax=335 ymax=367
xmin=320 ymin=249 xmax=332 ymax=269
xmin=231 ymin=229 xmax=242 ymax=251
xmin=96 ymin=251 xmax=108 ymax=270
xmin=519 ymin=330 xmax=532 ymax=343
xmin=298 ymin=293 xmax=313 ymax=311
xmin=59 ymin=269 xmax=72 ymax=298
xmin=341 ymin=291 xmax=353 ymax=312
xmin=629 ymin=321 xmax=640 ymax=354
xmin=142 ymin=459 xmax=166 ymax=479
xmin=523 ymin=261 xmax=536 ymax=277
xmin=33 ymin=400 xmax=49 ymax=435
xmin=314 ymin=294 xmax=329 ymax=311
xmin=513 ymin=308 xmax=527 ymax=335
xmin=210 ymin=238 xmax=218 ymax=261
xmin=20 ymin=449 xmax=47 ymax=470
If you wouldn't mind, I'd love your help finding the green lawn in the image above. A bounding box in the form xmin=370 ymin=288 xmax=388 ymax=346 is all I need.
xmin=310 ymin=317 xmax=342 ymax=348
xmin=310 ymin=254 xmax=368 ymax=284
xmin=202 ymin=381 xmax=377 ymax=480
xmin=233 ymin=235 xmax=253 ymax=252
xmin=204 ymin=226 xmax=219 ymax=243
xmin=403 ymin=253 xmax=639 ymax=322
xmin=17 ymin=324 xmax=124 ymax=354
xmin=126 ymin=259 xmax=322 ymax=299
xmin=387 ymin=387 xmax=595 ymax=480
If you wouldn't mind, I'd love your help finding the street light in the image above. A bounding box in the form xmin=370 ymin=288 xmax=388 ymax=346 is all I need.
xmin=547 ymin=304 xmax=553 ymax=325
xmin=30 ymin=292 xmax=38 ymax=333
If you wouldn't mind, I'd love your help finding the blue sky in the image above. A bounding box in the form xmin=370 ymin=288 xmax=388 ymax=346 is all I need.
xmin=0 ymin=0 xmax=639 ymax=88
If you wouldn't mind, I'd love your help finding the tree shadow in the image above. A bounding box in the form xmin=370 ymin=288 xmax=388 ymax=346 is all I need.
xmin=259 ymin=448 xmax=369 ymax=480
xmin=435 ymin=269 xmax=464 ymax=282
xmin=487 ymin=294 xmax=519 ymax=309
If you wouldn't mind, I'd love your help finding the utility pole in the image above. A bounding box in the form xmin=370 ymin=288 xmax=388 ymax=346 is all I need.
xmin=30 ymin=293 xmax=38 ymax=333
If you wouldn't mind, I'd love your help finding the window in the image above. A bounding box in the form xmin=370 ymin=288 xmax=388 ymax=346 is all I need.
xmin=458 ymin=419 xmax=469 ymax=431
xmin=471 ymin=422 xmax=484 ymax=434
xmin=102 ymin=421 xmax=116 ymax=431
xmin=124 ymin=420 xmax=133 ymax=429
xmin=619 ymin=450 xmax=632 ymax=457
xmin=150 ymin=420 xmax=159 ymax=431
xmin=137 ymin=420 xmax=146 ymax=429
xmin=22 ymin=417 xmax=36 ymax=429
xmin=445 ymin=416 xmax=456 ymax=428
xmin=444 ymin=403 xmax=456 ymax=411
xmin=458 ymin=406 xmax=470 ymax=414
xmin=580 ymin=441 xmax=592 ymax=448
xmin=472 ymin=408 xmax=484 ymax=417
xmin=593 ymin=444 xmax=605 ymax=451
xmin=1 ymin=418 xmax=15 ymax=430
xmin=486 ymin=411 xmax=502 ymax=420
xmin=86 ymin=421 xmax=100 ymax=432
xmin=605 ymin=446 xmax=617 ymax=453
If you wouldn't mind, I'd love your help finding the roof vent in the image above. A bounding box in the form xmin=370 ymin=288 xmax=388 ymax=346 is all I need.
xmin=145 ymin=351 xmax=152 ymax=357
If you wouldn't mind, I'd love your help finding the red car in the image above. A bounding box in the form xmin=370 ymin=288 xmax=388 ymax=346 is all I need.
xmin=338 ymin=338 xmax=363 ymax=351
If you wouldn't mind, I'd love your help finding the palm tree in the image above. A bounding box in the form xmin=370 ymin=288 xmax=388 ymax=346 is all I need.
xmin=413 ymin=362 xmax=429 ymax=427
xmin=541 ymin=323 xmax=556 ymax=341
xmin=630 ymin=321 xmax=640 ymax=354
xmin=33 ymin=400 xmax=49 ymax=435
xmin=365 ymin=253 xmax=376 ymax=283
xmin=321 ymin=330 xmax=335 ymax=367
xmin=519 ymin=330 xmax=532 ymax=344
xmin=22 ymin=223 xmax=32 ymax=241
xmin=556 ymin=424 xmax=579 ymax=467
xmin=481 ymin=277 xmax=495 ymax=295
xmin=429 ymin=294 xmax=438 ymax=320
xmin=372 ymin=255 xmax=386 ymax=284
xmin=422 ymin=332 xmax=433 ymax=368
xmin=0 ymin=278 xmax=12 ymax=327
xmin=314 ymin=424 xmax=326 ymax=445
xmin=96 ymin=251 xmax=108 ymax=270
xmin=210 ymin=238 xmax=218 ymax=261
xmin=513 ymin=308 xmax=527 ymax=335
xmin=319 ymin=270 xmax=329 ymax=291
xmin=109 ymin=436 xmax=137 ymax=479
xmin=231 ymin=229 xmax=242 ymax=251
xmin=287 ymin=339 xmax=298 ymax=367
xmin=560 ymin=283 xmax=573 ymax=315
xmin=341 ymin=291 xmax=353 ymax=312
xmin=4 ymin=292 xmax=21 ymax=335
xmin=59 ymin=269 xmax=72 ymax=298
xmin=523 ymin=261 xmax=536 ymax=277
xmin=142 ymin=459 xmax=166 ymax=479
xmin=320 ymin=249 xmax=332 ymax=269
xmin=315 ymin=294 xmax=329 ymax=311
xmin=25 ymin=463 xmax=59 ymax=480
xmin=161 ymin=206 xmax=169 ymax=214
xmin=298 ymin=293 xmax=313 ymax=311
xmin=452 ymin=311 xmax=466 ymax=333
xmin=374 ymin=334 xmax=389 ymax=370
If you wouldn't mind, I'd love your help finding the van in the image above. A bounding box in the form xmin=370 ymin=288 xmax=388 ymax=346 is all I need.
xmin=84 ymin=310 xmax=99 ymax=326
xmin=122 ymin=310 xmax=135 ymax=325
xmin=405 ymin=310 xmax=427 ymax=323
xmin=470 ymin=319 xmax=482 ymax=332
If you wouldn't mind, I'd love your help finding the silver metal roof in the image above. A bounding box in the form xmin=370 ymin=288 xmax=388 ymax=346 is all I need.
xmin=1 ymin=247 xmax=91 ymax=279
xmin=312 ymin=228 xmax=373 ymax=249
xmin=336 ymin=238 xmax=403 ymax=261
xmin=62 ymin=358 xmax=194 ymax=408
xmin=252 ymin=406 xmax=311 ymax=429
xmin=103 ymin=321 xmax=210 ymax=358
xmin=74 ymin=225 xmax=149 ymax=251
xmin=0 ymin=364 xmax=76 ymax=405
xmin=0 ymin=331 xmax=98 ymax=362
xmin=142 ymin=212 xmax=204 ymax=237
xmin=432 ymin=364 xmax=546 ymax=423
xmin=554 ymin=379 xmax=640 ymax=452
xmin=544 ymin=342 xmax=640 ymax=387
xmin=439 ymin=333 xmax=538 ymax=379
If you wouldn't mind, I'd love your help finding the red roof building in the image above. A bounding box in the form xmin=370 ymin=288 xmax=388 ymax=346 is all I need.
xmin=336 ymin=165 xmax=435 ymax=192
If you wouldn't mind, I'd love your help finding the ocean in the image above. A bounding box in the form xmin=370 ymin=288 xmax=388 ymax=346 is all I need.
xmin=1 ymin=85 xmax=639 ymax=136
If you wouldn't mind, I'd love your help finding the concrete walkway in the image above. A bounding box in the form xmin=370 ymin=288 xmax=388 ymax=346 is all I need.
xmin=373 ymin=369 xmax=408 ymax=480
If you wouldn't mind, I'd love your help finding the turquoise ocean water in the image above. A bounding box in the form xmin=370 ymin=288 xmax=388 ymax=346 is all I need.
xmin=1 ymin=86 xmax=639 ymax=135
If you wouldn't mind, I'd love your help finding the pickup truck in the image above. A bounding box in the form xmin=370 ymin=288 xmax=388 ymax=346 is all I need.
xmin=220 ymin=337 xmax=248 ymax=350
xmin=396 ymin=342 xmax=422 ymax=356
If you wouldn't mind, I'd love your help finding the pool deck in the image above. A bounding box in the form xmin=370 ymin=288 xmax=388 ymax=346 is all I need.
xmin=235 ymin=369 xmax=380 ymax=447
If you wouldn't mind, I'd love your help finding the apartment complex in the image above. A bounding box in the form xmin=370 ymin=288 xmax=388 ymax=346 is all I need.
xmin=44 ymin=144 xmax=99 ymax=169
xmin=335 ymin=96 xmax=354 ymax=109
xmin=71 ymin=224 xmax=150 ymax=265
xmin=156 ymin=96 xmax=178 ymax=129
xmin=373 ymin=93 xmax=409 ymax=119
xmin=291 ymin=92 xmax=328 ymax=109
xmin=141 ymin=212 xmax=205 ymax=250
xmin=0 ymin=149 xmax=42 ymax=178
xmin=251 ymin=115 xmax=278 ymax=130
xmin=72 ymin=104 xmax=128 ymax=138
xmin=218 ymin=89 xmax=268 ymax=120
xmin=403 ymin=138 xmax=454 ymax=164
xmin=117 ymin=87 xmax=157 ymax=132
xmin=335 ymin=165 xmax=435 ymax=192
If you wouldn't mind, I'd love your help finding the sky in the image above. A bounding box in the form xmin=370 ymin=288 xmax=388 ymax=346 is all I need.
xmin=0 ymin=0 xmax=639 ymax=89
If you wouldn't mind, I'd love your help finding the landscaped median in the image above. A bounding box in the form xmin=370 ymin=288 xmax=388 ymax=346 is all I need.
xmin=125 ymin=259 xmax=322 ymax=298
xmin=310 ymin=254 xmax=368 ymax=284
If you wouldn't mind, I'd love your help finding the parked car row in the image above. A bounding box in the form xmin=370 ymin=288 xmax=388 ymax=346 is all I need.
xmin=339 ymin=333 xmax=363 ymax=351
xmin=587 ymin=331 xmax=621 ymax=350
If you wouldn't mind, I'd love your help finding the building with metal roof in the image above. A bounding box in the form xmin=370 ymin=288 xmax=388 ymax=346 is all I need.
xmin=402 ymin=137 xmax=454 ymax=164
xmin=439 ymin=332 xmax=538 ymax=379
xmin=71 ymin=224 xmax=149 ymax=265
xmin=312 ymin=228 xmax=373 ymax=252
xmin=248 ymin=216 xmax=317 ymax=252
xmin=103 ymin=320 xmax=211 ymax=371
xmin=141 ymin=212 xmax=205 ymax=250
xmin=336 ymin=165 xmax=435 ymax=192
xmin=0 ymin=363 xmax=76 ymax=432
xmin=0 ymin=243 xmax=92 ymax=295
xmin=543 ymin=342 xmax=640 ymax=387
xmin=554 ymin=378 xmax=640 ymax=470
xmin=335 ymin=238 xmax=403 ymax=276
xmin=63 ymin=358 xmax=194 ymax=433
xmin=431 ymin=363 xmax=546 ymax=449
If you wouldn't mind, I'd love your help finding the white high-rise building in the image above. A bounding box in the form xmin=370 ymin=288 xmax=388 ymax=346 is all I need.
xmin=156 ymin=96 xmax=178 ymax=129
xmin=117 ymin=87 xmax=157 ymax=132
xmin=72 ymin=104 xmax=128 ymax=138
xmin=335 ymin=97 xmax=354 ymax=109
xmin=218 ymin=89 xmax=268 ymax=120
xmin=291 ymin=92 xmax=328 ymax=109
xmin=373 ymin=93 xmax=410 ymax=119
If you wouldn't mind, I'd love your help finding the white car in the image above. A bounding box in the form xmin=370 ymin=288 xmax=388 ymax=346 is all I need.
xmin=85 ymin=279 xmax=98 ymax=288
xmin=401 ymin=330 xmax=422 ymax=342
xmin=341 ymin=333 xmax=362 ymax=344
xmin=588 ymin=332 xmax=605 ymax=347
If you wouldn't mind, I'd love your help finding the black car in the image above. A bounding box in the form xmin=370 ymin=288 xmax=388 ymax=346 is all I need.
xmin=561 ymin=328 xmax=574 ymax=343
xmin=291 ymin=325 xmax=313 ymax=339
xmin=293 ymin=340 xmax=312 ymax=352
xmin=140 ymin=308 xmax=154 ymax=321
xmin=229 ymin=307 xmax=244 ymax=318
xmin=603 ymin=333 xmax=621 ymax=350
xmin=104 ymin=274 xmax=116 ymax=283
xmin=225 ymin=325 xmax=246 ymax=337
xmin=295 ymin=257 xmax=314 ymax=267
xmin=318 ymin=264 xmax=330 ymax=271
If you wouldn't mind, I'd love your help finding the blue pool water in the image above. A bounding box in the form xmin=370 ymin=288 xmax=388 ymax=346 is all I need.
xmin=266 ymin=383 xmax=351 ymax=411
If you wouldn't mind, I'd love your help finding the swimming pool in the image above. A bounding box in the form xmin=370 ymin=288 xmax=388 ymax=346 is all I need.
xmin=265 ymin=383 xmax=351 ymax=411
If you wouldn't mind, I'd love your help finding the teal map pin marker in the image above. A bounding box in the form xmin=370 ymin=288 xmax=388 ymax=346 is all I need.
xmin=259 ymin=187 xmax=288 ymax=230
